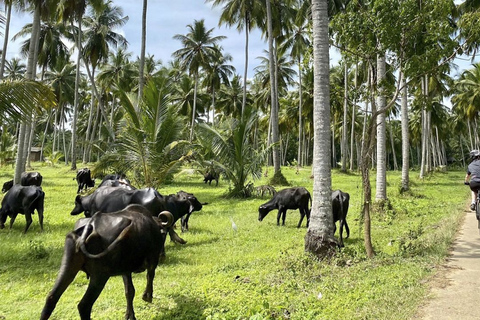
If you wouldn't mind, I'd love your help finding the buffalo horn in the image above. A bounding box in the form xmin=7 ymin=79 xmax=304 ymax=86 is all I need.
xmin=158 ymin=211 xmax=174 ymax=228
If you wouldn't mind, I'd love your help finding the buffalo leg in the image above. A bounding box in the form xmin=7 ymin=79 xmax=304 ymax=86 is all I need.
xmin=297 ymin=209 xmax=305 ymax=228
xmin=122 ymin=274 xmax=137 ymax=320
xmin=9 ymin=213 xmax=18 ymax=230
xmin=344 ymin=219 xmax=350 ymax=238
xmin=281 ymin=209 xmax=287 ymax=226
xmin=78 ymin=275 xmax=109 ymax=320
xmin=37 ymin=200 xmax=45 ymax=231
xmin=339 ymin=219 xmax=345 ymax=247
xmin=41 ymin=234 xmax=84 ymax=320
xmin=142 ymin=266 xmax=156 ymax=303
xmin=276 ymin=209 xmax=282 ymax=226
xmin=23 ymin=212 xmax=33 ymax=233
xmin=168 ymin=228 xmax=186 ymax=244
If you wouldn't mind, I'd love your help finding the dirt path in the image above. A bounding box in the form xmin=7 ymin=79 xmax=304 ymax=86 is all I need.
xmin=417 ymin=206 xmax=480 ymax=320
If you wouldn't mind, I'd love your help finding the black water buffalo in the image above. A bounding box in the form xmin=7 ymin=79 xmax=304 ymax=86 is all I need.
xmin=258 ymin=187 xmax=311 ymax=227
xmin=0 ymin=185 xmax=45 ymax=233
xmin=176 ymin=190 xmax=205 ymax=232
xmin=98 ymin=174 xmax=134 ymax=189
xmin=2 ymin=179 xmax=13 ymax=193
xmin=40 ymin=205 xmax=174 ymax=320
xmin=71 ymin=187 xmax=203 ymax=244
xmin=75 ymin=168 xmax=95 ymax=193
xmin=203 ymin=171 xmax=219 ymax=186
xmin=2 ymin=171 xmax=43 ymax=193
xmin=21 ymin=171 xmax=43 ymax=187
xmin=332 ymin=189 xmax=350 ymax=247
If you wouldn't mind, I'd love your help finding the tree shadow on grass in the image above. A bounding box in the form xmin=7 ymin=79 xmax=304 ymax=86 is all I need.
xmin=152 ymin=294 xmax=207 ymax=320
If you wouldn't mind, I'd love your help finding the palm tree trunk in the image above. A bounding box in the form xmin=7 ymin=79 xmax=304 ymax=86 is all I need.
xmin=388 ymin=115 xmax=398 ymax=170
xmin=349 ymin=62 xmax=357 ymax=171
xmin=0 ymin=3 xmax=12 ymax=80
xmin=375 ymin=51 xmax=387 ymax=201
xmin=266 ymin=0 xmax=281 ymax=175
xmin=297 ymin=57 xmax=303 ymax=169
xmin=241 ymin=16 xmax=249 ymax=119
xmin=400 ymin=70 xmax=409 ymax=191
xmin=305 ymin=0 xmax=337 ymax=258
xmin=137 ymin=0 xmax=147 ymax=109
xmin=341 ymin=61 xmax=348 ymax=172
xmin=70 ymin=20 xmax=82 ymax=170
xmin=189 ymin=72 xmax=199 ymax=142
xmin=15 ymin=3 xmax=40 ymax=183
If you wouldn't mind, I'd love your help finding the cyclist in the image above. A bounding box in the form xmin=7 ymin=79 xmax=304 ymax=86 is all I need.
xmin=465 ymin=149 xmax=480 ymax=211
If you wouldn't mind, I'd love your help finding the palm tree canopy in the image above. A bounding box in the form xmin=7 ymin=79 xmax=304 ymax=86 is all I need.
xmin=172 ymin=19 xmax=226 ymax=76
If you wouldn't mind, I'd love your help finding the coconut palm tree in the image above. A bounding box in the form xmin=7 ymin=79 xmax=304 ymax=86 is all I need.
xmin=206 ymin=0 xmax=263 ymax=118
xmin=196 ymin=109 xmax=271 ymax=197
xmin=280 ymin=2 xmax=310 ymax=168
xmin=4 ymin=57 xmax=26 ymax=80
xmin=94 ymin=76 xmax=188 ymax=187
xmin=305 ymin=0 xmax=337 ymax=258
xmin=202 ymin=45 xmax=236 ymax=127
xmin=173 ymin=19 xmax=225 ymax=141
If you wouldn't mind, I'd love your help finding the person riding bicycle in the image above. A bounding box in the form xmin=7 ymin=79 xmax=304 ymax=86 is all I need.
xmin=465 ymin=149 xmax=480 ymax=211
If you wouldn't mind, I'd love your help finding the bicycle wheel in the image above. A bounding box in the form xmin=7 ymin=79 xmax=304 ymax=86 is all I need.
xmin=476 ymin=197 xmax=480 ymax=229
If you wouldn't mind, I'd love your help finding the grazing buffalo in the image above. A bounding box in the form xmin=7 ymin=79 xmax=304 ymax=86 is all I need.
xmin=2 ymin=172 xmax=43 ymax=193
xmin=40 ymin=205 xmax=174 ymax=320
xmin=21 ymin=171 xmax=43 ymax=187
xmin=332 ymin=189 xmax=350 ymax=247
xmin=258 ymin=187 xmax=311 ymax=228
xmin=71 ymin=187 xmax=204 ymax=244
xmin=0 ymin=185 xmax=45 ymax=233
xmin=75 ymin=168 xmax=95 ymax=193
xmin=2 ymin=179 xmax=13 ymax=193
xmin=98 ymin=174 xmax=134 ymax=189
xmin=203 ymin=171 xmax=219 ymax=186
xmin=176 ymin=190 xmax=205 ymax=232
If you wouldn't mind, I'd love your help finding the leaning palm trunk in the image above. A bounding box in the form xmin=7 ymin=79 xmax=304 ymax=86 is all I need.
xmin=0 ymin=2 xmax=12 ymax=79
xmin=305 ymin=0 xmax=337 ymax=258
xmin=189 ymin=72 xmax=199 ymax=142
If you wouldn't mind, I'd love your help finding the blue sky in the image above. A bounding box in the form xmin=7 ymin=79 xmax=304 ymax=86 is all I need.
xmin=3 ymin=1 xmax=476 ymax=81
xmin=5 ymin=1 xmax=271 ymax=78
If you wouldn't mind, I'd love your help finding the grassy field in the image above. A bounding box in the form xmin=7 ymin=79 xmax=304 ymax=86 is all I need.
xmin=0 ymin=164 xmax=469 ymax=319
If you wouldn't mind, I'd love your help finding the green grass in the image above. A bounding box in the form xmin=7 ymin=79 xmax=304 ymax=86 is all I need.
xmin=0 ymin=164 xmax=468 ymax=319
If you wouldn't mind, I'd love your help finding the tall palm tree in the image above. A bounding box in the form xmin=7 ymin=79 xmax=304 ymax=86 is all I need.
xmin=207 ymin=0 xmax=263 ymax=118
xmin=81 ymin=1 xmax=128 ymax=161
xmin=57 ymin=0 xmax=105 ymax=169
xmin=137 ymin=0 xmax=147 ymax=108
xmin=305 ymin=0 xmax=337 ymax=258
xmin=202 ymin=46 xmax=236 ymax=127
xmin=280 ymin=2 xmax=310 ymax=167
xmin=4 ymin=57 xmax=26 ymax=80
xmin=173 ymin=19 xmax=225 ymax=141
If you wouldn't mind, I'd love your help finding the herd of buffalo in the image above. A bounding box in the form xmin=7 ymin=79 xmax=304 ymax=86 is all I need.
xmin=0 ymin=168 xmax=350 ymax=320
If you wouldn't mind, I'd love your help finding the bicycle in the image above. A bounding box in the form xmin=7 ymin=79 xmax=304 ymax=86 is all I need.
xmin=465 ymin=181 xmax=480 ymax=229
